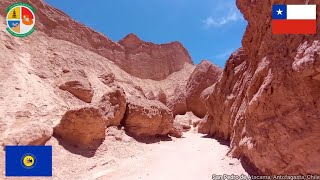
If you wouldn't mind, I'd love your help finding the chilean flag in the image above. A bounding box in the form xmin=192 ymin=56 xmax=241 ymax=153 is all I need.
xmin=272 ymin=5 xmax=317 ymax=34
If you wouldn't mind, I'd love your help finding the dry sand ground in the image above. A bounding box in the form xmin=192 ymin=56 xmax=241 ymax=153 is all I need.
xmin=1 ymin=130 xmax=249 ymax=180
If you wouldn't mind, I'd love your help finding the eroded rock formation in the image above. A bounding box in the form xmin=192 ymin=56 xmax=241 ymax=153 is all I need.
xmin=186 ymin=60 xmax=222 ymax=118
xmin=123 ymin=96 xmax=174 ymax=137
xmin=200 ymin=0 xmax=320 ymax=175
xmin=59 ymin=70 xmax=94 ymax=103
xmin=54 ymin=107 xmax=106 ymax=149
xmin=98 ymin=86 xmax=127 ymax=127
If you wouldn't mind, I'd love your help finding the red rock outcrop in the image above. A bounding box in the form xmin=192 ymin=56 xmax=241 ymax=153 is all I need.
xmin=118 ymin=33 xmax=193 ymax=80
xmin=59 ymin=70 xmax=94 ymax=103
xmin=0 ymin=0 xmax=192 ymax=81
xmin=201 ymin=0 xmax=320 ymax=175
xmin=98 ymin=86 xmax=126 ymax=127
xmin=186 ymin=60 xmax=222 ymax=118
xmin=54 ymin=107 xmax=106 ymax=149
xmin=123 ymin=96 xmax=174 ymax=137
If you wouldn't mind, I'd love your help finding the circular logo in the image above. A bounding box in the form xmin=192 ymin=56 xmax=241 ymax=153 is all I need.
xmin=6 ymin=2 xmax=36 ymax=37
xmin=21 ymin=154 xmax=36 ymax=169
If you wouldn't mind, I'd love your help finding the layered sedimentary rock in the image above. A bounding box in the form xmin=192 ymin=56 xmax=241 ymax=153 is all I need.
xmin=186 ymin=60 xmax=222 ymax=118
xmin=201 ymin=0 xmax=320 ymax=175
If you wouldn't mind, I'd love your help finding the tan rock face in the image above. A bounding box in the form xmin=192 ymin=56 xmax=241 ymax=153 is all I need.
xmin=186 ymin=60 xmax=222 ymax=118
xmin=59 ymin=70 xmax=94 ymax=103
xmin=198 ymin=114 xmax=212 ymax=135
xmin=98 ymin=86 xmax=126 ymax=127
xmin=54 ymin=107 xmax=106 ymax=149
xmin=201 ymin=0 xmax=320 ymax=175
xmin=167 ymin=86 xmax=188 ymax=116
xmin=1 ymin=121 xmax=53 ymax=147
xmin=123 ymin=96 xmax=174 ymax=137
xmin=203 ymin=48 xmax=247 ymax=140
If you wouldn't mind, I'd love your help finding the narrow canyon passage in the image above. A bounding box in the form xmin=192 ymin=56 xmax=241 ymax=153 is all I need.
xmin=0 ymin=130 xmax=250 ymax=180
xmin=91 ymin=132 xmax=249 ymax=180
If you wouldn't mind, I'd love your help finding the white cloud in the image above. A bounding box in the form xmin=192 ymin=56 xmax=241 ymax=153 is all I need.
xmin=203 ymin=4 xmax=244 ymax=28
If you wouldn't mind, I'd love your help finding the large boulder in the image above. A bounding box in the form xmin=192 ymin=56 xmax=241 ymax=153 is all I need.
xmin=59 ymin=70 xmax=94 ymax=103
xmin=53 ymin=107 xmax=106 ymax=149
xmin=123 ymin=96 xmax=174 ymax=137
xmin=1 ymin=121 xmax=53 ymax=147
xmin=98 ymin=86 xmax=126 ymax=127
xmin=186 ymin=60 xmax=222 ymax=118
xmin=167 ymin=86 xmax=187 ymax=116
xmin=201 ymin=0 xmax=320 ymax=175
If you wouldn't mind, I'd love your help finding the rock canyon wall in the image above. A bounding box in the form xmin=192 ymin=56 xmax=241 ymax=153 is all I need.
xmin=200 ymin=0 xmax=320 ymax=175
xmin=0 ymin=0 xmax=319 ymax=177
xmin=0 ymin=0 xmax=196 ymax=150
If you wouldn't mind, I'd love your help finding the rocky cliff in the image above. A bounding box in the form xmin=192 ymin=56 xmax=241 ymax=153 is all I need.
xmin=200 ymin=0 xmax=320 ymax=175
xmin=0 ymin=0 xmax=196 ymax=150
xmin=0 ymin=0 xmax=192 ymax=80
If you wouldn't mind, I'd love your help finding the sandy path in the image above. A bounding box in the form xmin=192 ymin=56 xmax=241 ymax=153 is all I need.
xmin=91 ymin=132 xmax=249 ymax=180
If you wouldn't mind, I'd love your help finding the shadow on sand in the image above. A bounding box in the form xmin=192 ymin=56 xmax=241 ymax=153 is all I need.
xmin=54 ymin=136 xmax=99 ymax=158
xmin=201 ymin=134 xmax=230 ymax=146
xmin=200 ymin=134 xmax=263 ymax=176
xmin=125 ymin=131 xmax=173 ymax=144
xmin=239 ymin=156 xmax=264 ymax=176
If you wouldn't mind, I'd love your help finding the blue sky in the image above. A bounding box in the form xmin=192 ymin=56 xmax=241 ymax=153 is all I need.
xmin=45 ymin=0 xmax=247 ymax=67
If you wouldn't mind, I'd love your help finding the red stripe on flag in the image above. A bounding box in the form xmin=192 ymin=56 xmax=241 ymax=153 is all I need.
xmin=272 ymin=20 xmax=316 ymax=34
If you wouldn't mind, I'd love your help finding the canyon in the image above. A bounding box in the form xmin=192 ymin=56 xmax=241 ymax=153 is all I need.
xmin=0 ymin=0 xmax=319 ymax=179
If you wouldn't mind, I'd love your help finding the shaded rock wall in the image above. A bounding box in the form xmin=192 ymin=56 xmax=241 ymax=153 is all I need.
xmin=203 ymin=0 xmax=320 ymax=175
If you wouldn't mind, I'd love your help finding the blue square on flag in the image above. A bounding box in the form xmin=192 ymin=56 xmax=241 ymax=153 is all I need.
xmin=272 ymin=5 xmax=287 ymax=19
xmin=5 ymin=146 xmax=52 ymax=176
